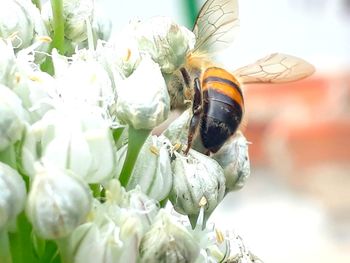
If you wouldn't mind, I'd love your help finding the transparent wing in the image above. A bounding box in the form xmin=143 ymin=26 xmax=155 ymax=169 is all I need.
xmin=192 ymin=0 xmax=239 ymax=54
xmin=233 ymin=53 xmax=315 ymax=84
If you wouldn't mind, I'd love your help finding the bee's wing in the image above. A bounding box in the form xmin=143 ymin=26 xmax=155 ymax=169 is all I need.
xmin=192 ymin=0 xmax=239 ymax=55
xmin=233 ymin=53 xmax=315 ymax=84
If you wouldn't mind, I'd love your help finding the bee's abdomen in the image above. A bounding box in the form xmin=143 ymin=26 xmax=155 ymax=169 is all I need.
xmin=202 ymin=67 xmax=244 ymax=108
xmin=200 ymin=67 xmax=244 ymax=152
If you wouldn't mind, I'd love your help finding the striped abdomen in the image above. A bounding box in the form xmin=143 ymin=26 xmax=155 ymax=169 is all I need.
xmin=200 ymin=67 xmax=244 ymax=153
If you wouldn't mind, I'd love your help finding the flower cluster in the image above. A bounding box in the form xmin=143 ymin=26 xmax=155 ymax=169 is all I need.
xmin=0 ymin=1 xmax=259 ymax=262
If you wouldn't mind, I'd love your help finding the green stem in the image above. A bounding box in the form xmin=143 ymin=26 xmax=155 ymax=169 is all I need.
xmin=0 ymin=145 xmax=17 ymax=170
xmin=0 ymin=230 xmax=12 ymax=263
xmin=90 ymin=184 xmax=101 ymax=198
xmin=31 ymin=0 xmax=41 ymax=10
xmin=119 ymin=128 xmax=150 ymax=187
xmin=9 ymin=212 xmax=37 ymax=263
xmin=56 ymin=237 xmax=71 ymax=263
xmin=181 ymin=0 xmax=199 ymax=28
xmin=50 ymin=0 xmax=65 ymax=54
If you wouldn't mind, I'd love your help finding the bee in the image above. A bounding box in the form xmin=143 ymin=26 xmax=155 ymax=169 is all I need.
xmin=167 ymin=0 xmax=315 ymax=155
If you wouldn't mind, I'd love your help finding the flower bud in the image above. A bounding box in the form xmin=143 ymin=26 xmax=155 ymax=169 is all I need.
xmin=117 ymin=135 xmax=172 ymax=201
xmin=134 ymin=17 xmax=195 ymax=73
xmin=169 ymin=150 xmax=225 ymax=227
xmin=0 ymin=39 xmax=17 ymax=87
xmin=26 ymin=164 xmax=92 ymax=239
xmin=0 ymin=162 xmax=26 ymax=230
xmin=212 ymin=132 xmax=250 ymax=192
xmin=12 ymin=69 xmax=55 ymax=122
xmin=139 ymin=209 xmax=200 ymax=262
xmin=116 ymin=56 xmax=170 ymax=130
xmin=0 ymin=0 xmax=48 ymax=54
xmin=42 ymin=0 xmax=94 ymax=44
xmin=0 ymin=84 xmax=29 ymax=151
xmin=21 ymin=109 xmax=117 ymax=183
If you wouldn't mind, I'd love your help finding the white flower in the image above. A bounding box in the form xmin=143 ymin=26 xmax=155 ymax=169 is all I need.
xmin=54 ymin=55 xmax=114 ymax=110
xmin=170 ymin=150 xmax=226 ymax=227
xmin=116 ymin=135 xmax=172 ymax=201
xmin=133 ymin=17 xmax=195 ymax=74
xmin=0 ymin=0 xmax=48 ymax=56
xmin=116 ymin=56 xmax=170 ymax=130
xmin=0 ymin=162 xmax=26 ymax=230
xmin=26 ymin=163 xmax=92 ymax=239
xmin=71 ymin=180 xmax=159 ymax=263
xmin=139 ymin=209 xmax=200 ymax=262
xmin=0 ymin=39 xmax=17 ymax=87
xmin=20 ymin=109 xmax=117 ymax=183
xmin=0 ymin=84 xmax=29 ymax=151
xmin=212 ymin=132 xmax=251 ymax=193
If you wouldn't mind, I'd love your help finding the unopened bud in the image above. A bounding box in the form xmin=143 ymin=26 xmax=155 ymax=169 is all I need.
xmin=116 ymin=56 xmax=170 ymax=130
xmin=169 ymin=150 xmax=226 ymax=227
xmin=0 ymin=162 xmax=26 ymax=230
xmin=26 ymin=164 xmax=92 ymax=239
xmin=212 ymin=132 xmax=250 ymax=192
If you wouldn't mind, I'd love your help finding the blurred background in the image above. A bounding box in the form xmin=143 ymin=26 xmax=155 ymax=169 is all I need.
xmin=101 ymin=0 xmax=350 ymax=262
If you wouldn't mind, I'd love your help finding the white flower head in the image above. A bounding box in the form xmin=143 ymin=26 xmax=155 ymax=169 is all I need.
xmin=116 ymin=56 xmax=170 ymax=130
xmin=0 ymin=162 xmax=26 ymax=230
xmin=212 ymin=132 xmax=250 ymax=193
xmin=170 ymin=150 xmax=226 ymax=227
xmin=26 ymin=163 xmax=92 ymax=239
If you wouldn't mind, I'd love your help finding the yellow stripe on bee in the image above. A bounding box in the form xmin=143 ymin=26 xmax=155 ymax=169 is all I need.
xmin=202 ymin=68 xmax=244 ymax=107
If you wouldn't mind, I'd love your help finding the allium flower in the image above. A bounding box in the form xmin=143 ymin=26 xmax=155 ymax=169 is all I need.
xmin=212 ymin=132 xmax=251 ymax=193
xmin=170 ymin=150 xmax=226 ymax=227
xmin=139 ymin=209 xmax=200 ymax=262
xmin=116 ymin=56 xmax=170 ymax=130
xmin=0 ymin=84 xmax=29 ymax=151
xmin=71 ymin=180 xmax=159 ymax=263
xmin=20 ymin=109 xmax=117 ymax=183
xmin=53 ymin=51 xmax=114 ymax=110
xmin=0 ymin=162 xmax=26 ymax=230
xmin=117 ymin=135 xmax=172 ymax=201
xmin=26 ymin=163 xmax=92 ymax=239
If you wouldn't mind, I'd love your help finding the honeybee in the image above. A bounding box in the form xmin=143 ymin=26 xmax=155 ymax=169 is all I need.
xmin=167 ymin=0 xmax=315 ymax=155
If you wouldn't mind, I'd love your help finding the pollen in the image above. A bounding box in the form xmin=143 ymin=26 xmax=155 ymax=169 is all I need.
xmin=199 ymin=196 xmax=207 ymax=207
xmin=149 ymin=145 xmax=159 ymax=155
xmin=215 ymin=228 xmax=225 ymax=244
xmin=38 ymin=36 xmax=52 ymax=43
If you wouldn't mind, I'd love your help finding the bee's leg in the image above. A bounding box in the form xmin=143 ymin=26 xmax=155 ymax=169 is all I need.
xmin=184 ymin=78 xmax=202 ymax=155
